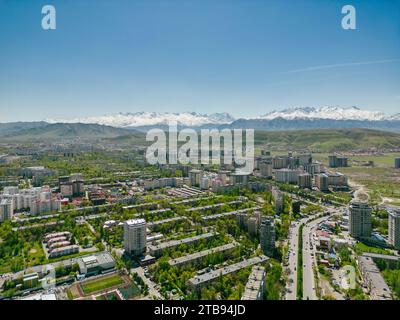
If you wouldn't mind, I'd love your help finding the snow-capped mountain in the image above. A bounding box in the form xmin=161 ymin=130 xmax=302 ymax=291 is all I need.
xmin=258 ymin=106 xmax=389 ymax=121
xmin=45 ymin=107 xmax=400 ymax=132
xmin=48 ymin=112 xmax=236 ymax=128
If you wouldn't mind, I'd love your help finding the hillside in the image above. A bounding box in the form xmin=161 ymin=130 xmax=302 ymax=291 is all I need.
xmin=0 ymin=123 xmax=142 ymax=142
xmin=227 ymin=118 xmax=400 ymax=132
xmin=253 ymin=128 xmax=400 ymax=152
xmin=0 ymin=121 xmax=48 ymax=136
xmin=109 ymin=128 xmax=400 ymax=152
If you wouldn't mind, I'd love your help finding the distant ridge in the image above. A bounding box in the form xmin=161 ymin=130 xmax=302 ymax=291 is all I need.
xmin=1 ymin=123 xmax=143 ymax=142
xmin=44 ymin=106 xmax=400 ymax=132
xmin=1 ymin=106 xmax=400 ymax=135
xmin=47 ymin=112 xmax=236 ymax=128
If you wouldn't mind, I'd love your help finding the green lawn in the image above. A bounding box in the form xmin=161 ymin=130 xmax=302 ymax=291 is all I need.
xmin=354 ymin=242 xmax=392 ymax=255
xmin=81 ymin=274 xmax=123 ymax=295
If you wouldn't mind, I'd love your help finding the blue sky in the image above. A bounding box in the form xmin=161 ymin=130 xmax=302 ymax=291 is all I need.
xmin=0 ymin=0 xmax=399 ymax=122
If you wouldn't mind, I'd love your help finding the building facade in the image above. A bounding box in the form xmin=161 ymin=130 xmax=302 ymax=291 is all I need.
xmin=260 ymin=216 xmax=275 ymax=256
xmin=388 ymin=208 xmax=400 ymax=249
xmin=124 ymin=218 xmax=147 ymax=256
xmin=349 ymin=201 xmax=372 ymax=239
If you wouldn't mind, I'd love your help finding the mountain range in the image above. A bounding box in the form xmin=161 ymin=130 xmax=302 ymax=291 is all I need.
xmin=43 ymin=106 xmax=400 ymax=129
xmin=1 ymin=107 xmax=400 ymax=140
xmin=46 ymin=112 xmax=236 ymax=128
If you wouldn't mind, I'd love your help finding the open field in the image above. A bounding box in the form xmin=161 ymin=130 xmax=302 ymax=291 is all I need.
xmin=254 ymin=129 xmax=400 ymax=152
xmin=337 ymin=166 xmax=400 ymax=204
xmin=81 ymin=274 xmax=124 ymax=295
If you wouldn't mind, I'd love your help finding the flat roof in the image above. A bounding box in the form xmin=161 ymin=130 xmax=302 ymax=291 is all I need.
xmin=169 ymin=242 xmax=239 ymax=266
xmin=201 ymin=207 xmax=260 ymax=221
xmin=125 ymin=218 xmax=146 ymax=226
xmin=185 ymin=200 xmax=242 ymax=212
xmin=188 ymin=255 xmax=268 ymax=287
xmin=358 ymin=255 xmax=392 ymax=300
xmin=148 ymin=233 xmax=217 ymax=252
xmin=241 ymin=266 xmax=265 ymax=300
xmin=147 ymin=216 xmax=186 ymax=227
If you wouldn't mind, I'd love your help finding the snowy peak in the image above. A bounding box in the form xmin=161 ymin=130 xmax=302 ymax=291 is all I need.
xmin=48 ymin=112 xmax=236 ymax=128
xmin=258 ymin=106 xmax=388 ymax=121
xmin=47 ymin=107 xmax=399 ymax=128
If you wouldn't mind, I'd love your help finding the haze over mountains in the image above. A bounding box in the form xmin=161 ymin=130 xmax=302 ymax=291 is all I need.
xmin=1 ymin=107 xmax=400 ymax=140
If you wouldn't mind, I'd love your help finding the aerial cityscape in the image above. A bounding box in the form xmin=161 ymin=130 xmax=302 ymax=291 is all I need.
xmin=1 ymin=0 xmax=400 ymax=304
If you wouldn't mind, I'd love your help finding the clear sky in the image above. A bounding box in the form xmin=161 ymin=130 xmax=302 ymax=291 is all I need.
xmin=0 ymin=0 xmax=399 ymax=122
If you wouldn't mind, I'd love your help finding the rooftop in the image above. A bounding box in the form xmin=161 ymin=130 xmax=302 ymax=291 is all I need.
xmin=169 ymin=242 xmax=239 ymax=267
xmin=125 ymin=218 xmax=146 ymax=226
xmin=148 ymin=233 xmax=217 ymax=252
xmin=188 ymin=255 xmax=268 ymax=287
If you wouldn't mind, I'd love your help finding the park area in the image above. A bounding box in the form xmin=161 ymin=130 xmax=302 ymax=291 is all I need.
xmin=65 ymin=272 xmax=142 ymax=300
xmin=81 ymin=273 xmax=123 ymax=295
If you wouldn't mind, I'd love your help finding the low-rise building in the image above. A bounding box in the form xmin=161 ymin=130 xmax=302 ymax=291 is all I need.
xmin=357 ymin=255 xmax=392 ymax=300
xmin=168 ymin=242 xmax=239 ymax=267
xmin=77 ymin=252 xmax=116 ymax=276
xmin=48 ymin=245 xmax=79 ymax=258
xmin=187 ymin=255 xmax=268 ymax=292
xmin=148 ymin=233 xmax=217 ymax=257
xmin=241 ymin=266 xmax=266 ymax=300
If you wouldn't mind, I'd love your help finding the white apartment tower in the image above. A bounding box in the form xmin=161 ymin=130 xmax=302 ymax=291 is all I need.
xmin=388 ymin=208 xmax=400 ymax=249
xmin=124 ymin=219 xmax=147 ymax=256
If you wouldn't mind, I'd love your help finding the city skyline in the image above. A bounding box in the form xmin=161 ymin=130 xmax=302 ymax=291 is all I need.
xmin=0 ymin=0 xmax=400 ymax=122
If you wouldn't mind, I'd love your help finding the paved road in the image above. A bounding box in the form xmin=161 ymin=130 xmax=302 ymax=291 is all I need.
xmin=285 ymin=220 xmax=301 ymax=300
xmin=302 ymin=207 xmax=342 ymax=300
xmin=131 ymin=266 xmax=162 ymax=300
xmin=302 ymin=216 xmax=326 ymax=300
xmin=285 ymin=211 xmax=325 ymax=300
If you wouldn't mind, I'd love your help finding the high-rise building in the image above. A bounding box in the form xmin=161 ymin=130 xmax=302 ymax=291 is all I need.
xmin=272 ymin=157 xmax=289 ymax=169
xmin=274 ymin=168 xmax=303 ymax=184
xmin=59 ymin=173 xmax=84 ymax=197
xmin=230 ymin=171 xmax=250 ymax=186
xmin=272 ymin=188 xmax=284 ymax=214
xmin=189 ymin=169 xmax=203 ymax=187
xmin=200 ymin=176 xmax=210 ymax=190
xmin=315 ymin=173 xmax=329 ymax=192
xmin=298 ymin=153 xmax=312 ymax=166
xmin=260 ymin=216 xmax=275 ymax=256
xmin=0 ymin=199 xmax=13 ymax=222
xmin=259 ymin=161 xmax=273 ymax=178
xmin=388 ymin=208 xmax=400 ymax=249
xmin=395 ymin=158 xmax=400 ymax=169
xmin=1 ymin=186 xmax=61 ymax=215
xmin=349 ymin=201 xmax=372 ymax=239
xmin=298 ymin=173 xmax=312 ymax=189
xmin=329 ymin=155 xmax=348 ymax=168
xmin=124 ymin=219 xmax=147 ymax=256
xmin=248 ymin=217 xmax=259 ymax=236
xmin=236 ymin=212 xmax=248 ymax=229
xmin=304 ymin=163 xmax=321 ymax=175
xmin=328 ymin=172 xmax=348 ymax=187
